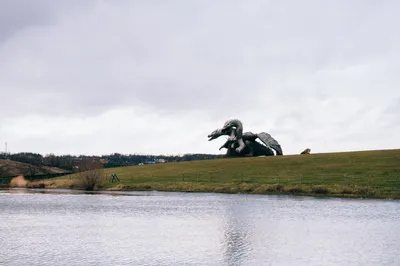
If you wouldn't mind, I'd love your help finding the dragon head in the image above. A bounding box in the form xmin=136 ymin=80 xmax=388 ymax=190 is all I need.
xmin=207 ymin=128 xmax=224 ymax=141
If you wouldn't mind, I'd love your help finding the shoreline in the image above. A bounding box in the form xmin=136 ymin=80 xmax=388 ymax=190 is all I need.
xmin=3 ymin=149 xmax=400 ymax=200
xmin=3 ymin=182 xmax=400 ymax=200
xmin=103 ymin=184 xmax=400 ymax=200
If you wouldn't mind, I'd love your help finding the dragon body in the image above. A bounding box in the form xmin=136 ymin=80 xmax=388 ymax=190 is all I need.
xmin=208 ymin=119 xmax=283 ymax=157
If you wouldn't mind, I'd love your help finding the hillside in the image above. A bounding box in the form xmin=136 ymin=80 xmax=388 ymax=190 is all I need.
xmin=36 ymin=148 xmax=400 ymax=199
xmin=0 ymin=159 xmax=70 ymax=177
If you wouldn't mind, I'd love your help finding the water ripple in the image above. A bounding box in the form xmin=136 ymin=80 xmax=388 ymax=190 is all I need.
xmin=0 ymin=190 xmax=399 ymax=265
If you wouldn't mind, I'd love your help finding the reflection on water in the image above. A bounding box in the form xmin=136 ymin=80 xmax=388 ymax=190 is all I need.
xmin=0 ymin=189 xmax=399 ymax=266
xmin=221 ymin=198 xmax=251 ymax=265
xmin=1 ymin=188 xmax=150 ymax=197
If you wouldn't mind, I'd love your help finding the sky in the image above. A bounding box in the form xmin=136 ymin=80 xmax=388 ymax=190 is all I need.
xmin=0 ymin=0 xmax=399 ymax=156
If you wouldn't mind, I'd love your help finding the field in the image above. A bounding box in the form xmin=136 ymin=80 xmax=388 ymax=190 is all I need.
xmin=31 ymin=149 xmax=400 ymax=199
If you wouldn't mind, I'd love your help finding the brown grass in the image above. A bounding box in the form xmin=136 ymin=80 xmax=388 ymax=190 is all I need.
xmin=0 ymin=159 xmax=69 ymax=176
xmin=26 ymin=181 xmax=46 ymax=189
xmin=9 ymin=175 xmax=28 ymax=188
xmin=285 ymin=185 xmax=304 ymax=194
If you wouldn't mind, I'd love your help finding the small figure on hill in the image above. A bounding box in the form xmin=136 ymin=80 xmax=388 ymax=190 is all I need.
xmin=301 ymin=148 xmax=311 ymax=154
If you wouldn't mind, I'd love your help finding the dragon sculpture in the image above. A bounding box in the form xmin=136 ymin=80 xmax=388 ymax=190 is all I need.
xmin=207 ymin=119 xmax=283 ymax=157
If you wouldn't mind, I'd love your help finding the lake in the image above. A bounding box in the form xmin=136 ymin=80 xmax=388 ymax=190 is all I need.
xmin=1 ymin=189 xmax=399 ymax=265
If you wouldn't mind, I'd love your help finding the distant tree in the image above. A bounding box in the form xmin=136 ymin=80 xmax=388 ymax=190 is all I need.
xmin=4 ymin=151 xmax=225 ymax=171
xmin=23 ymin=164 xmax=41 ymax=178
xmin=0 ymin=164 xmax=9 ymax=177
xmin=73 ymin=158 xmax=104 ymax=173
xmin=9 ymin=152 xmax=43 ymax=166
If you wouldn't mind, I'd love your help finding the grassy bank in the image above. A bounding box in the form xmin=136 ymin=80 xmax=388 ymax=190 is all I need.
xmin=29 ymin=149 xmax=400 ymax=199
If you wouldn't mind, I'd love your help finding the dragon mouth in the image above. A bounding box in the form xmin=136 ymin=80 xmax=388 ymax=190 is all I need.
xmin=208 ymin=134 xmax=218 ymax=141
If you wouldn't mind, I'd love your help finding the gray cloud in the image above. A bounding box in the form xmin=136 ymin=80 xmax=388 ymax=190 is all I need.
xmin=0 ymin=0 xmax=400 ymax=155
xmin=0 ymin=1 xmax=54 ymax=42
xmin=0 ymin=0 xmax=95 ymax=42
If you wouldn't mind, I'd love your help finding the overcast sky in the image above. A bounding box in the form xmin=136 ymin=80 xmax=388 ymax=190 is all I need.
xmin=0 ymin=0 xmax=399 ymax=156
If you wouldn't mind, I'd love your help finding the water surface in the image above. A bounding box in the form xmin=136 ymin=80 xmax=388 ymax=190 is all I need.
xmin=1 ymin=189 xmax=399 ymax=265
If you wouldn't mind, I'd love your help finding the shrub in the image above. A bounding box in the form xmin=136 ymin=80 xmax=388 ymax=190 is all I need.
xmin=213 ymin=186 xmax=236 ymax=193
xmin=26 ymin=181 xmax=46 ymax=189
xmin=286 ymin=185 xmax=304 ymax=194
xmin=77 ymin=169 xmax=104 ymax=191
xmin=355 ymin=187 xmax=376 ymax=196
xmin=238 ymin=183 xmax=254 ymax=192
xmin=9 ymin=175 xmax=28 ymax=188
xmin=252 ymin=184 xmax=269 ymax=194
xmin=311 ymin=185 xmax=329 ymax=194
xmin=266 ymin=184 xmax=284 ymax=192
xmin=340 ymin=187 xmax=354 ymax=194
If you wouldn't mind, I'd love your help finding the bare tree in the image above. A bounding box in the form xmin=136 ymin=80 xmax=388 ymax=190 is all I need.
xmin=73 ymin=158 xmax=104 ymax=173
xmin=23 ymin=164 xmax=42 ymax=180
xmin=0 ymin=164 xmax=9 ymax=177
xmin=77 ymin=168 xmax=104 ymax=191
xmin=73 ymin=158 xmax=105 ymax=190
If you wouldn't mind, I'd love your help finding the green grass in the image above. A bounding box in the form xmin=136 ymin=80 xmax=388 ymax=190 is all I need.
xmin=44 ymin=149 xmax=400 ymax=199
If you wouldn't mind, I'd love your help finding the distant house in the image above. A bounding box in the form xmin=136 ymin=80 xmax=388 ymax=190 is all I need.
xmin=137 ymin=159 xmax=167 ymax=166
xmin=99 ymin=159 xmax=109 ymax=164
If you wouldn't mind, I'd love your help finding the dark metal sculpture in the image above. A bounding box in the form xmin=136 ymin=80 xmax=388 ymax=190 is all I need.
xmin=208 ymin=119 xmax=283 ymax=157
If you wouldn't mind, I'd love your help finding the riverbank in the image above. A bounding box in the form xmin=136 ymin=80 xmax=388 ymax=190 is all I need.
xmin=106 ymin=183 xmax=400 ymax=199
xmin=2 ymin=181 xmax=399 ymax=200
xmin=12 ymin=148 xmax=399 ymax=199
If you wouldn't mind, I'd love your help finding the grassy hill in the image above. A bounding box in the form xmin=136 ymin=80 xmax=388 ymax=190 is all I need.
xmin=31 ymin=149 xmax=400 ymax=198
xmin=0 ymin=159 xmax=70 ymax=178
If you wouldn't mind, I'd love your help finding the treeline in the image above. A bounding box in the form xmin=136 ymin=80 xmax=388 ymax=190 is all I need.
xmin=0 ymin=152 xmax=225 ymax=171
xmin=103 ymin=153 xmax=224 ymax=168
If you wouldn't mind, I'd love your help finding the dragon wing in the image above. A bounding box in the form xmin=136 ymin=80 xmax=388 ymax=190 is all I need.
xmin=256 ymin=132 xmax=283 ymax=155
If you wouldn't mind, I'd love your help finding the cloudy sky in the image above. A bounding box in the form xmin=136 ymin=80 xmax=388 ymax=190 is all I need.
xmin=0 ymin=0 xmax=399 ymax=156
